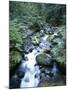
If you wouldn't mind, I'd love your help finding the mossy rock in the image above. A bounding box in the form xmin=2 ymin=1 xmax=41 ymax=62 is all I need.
xmin=36 ymin=53 xmax=46 ymax=65
xmin=10 ymin=51 xmax=22 ymax=70
xmin=36 ymin=53 xmax=52 ymax=66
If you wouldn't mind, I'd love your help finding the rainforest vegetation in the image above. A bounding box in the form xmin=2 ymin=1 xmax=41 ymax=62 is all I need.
xmin=9 ymin=1 xmax=66 ymax=88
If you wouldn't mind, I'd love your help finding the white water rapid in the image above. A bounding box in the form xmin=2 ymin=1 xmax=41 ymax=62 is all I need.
xmin=20 ymin=35 xmax=51 ymax=88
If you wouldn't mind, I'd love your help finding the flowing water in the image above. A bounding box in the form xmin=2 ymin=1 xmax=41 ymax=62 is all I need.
xmin=10 ymin=31 xmax=66 ymax=89
xmin=20 ymin=35 xmax=51 ymax=88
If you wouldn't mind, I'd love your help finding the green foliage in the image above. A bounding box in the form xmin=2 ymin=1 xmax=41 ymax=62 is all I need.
xmin=9 ymin=19 xmax=23 ymax=70
xmin=10 ymin=19 xmax=22 ymax=42
xmin=9 ymin=1 xmax=66 ymax=73
xmin=9 ymin=1 xmax=40 ymax=20
xmin=9 ymin=19 xmax=23 ymax=49
xmin=51 ymin=41 xmax=65 ymax=64
xmin=51 ymin=26 xmax=66 ymax=64
xmin=46 ymin=5 xmax=66 ymax=26
xmin=29 ymin=21 xmax=41 ymax=32
xmin=10 ymin=51 xmax=22 ymax=70
xmin=9 ymin=1 xmax=66 ymax=26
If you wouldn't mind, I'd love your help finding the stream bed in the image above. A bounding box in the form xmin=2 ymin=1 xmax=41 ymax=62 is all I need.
xmin=10 ymin=31 xmax=66 ymax=89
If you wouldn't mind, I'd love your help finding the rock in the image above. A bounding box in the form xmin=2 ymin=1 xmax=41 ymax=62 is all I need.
xmin=45 ymin=26 xmax=54 ymax=35
xmin=20 ymin=26 xmax=33 ymax=38
xmin=52 ymin=38 xmax=63 ymax=47
xmin=36 ymin=53 xmax=46 ymax=66
xmin=40 ymin=30 xmax=45 ymax=37
xmin=36 ymin=53 xmax=53 ymax=66
xmin=40 ymin=73 xmax=46 ymax=81
xmin=24 ymin=38 xmax=34 ymax=53
xmin=16 ymin=67 xmax=25 ymax=79
xmin=41 ymin=68 xmax=45 ymax=73
xmin=45 ymin=54 xmax=53 ymax=65
xmin=32 ymin=35 xmax=40 ymax=45
xmin=44 ymin=49 xmax=52 ymax=55
xmin=45 ymin=68 xmax=51 ymax=75
xmin=10 ymin=74 xmax=21 ymax=88
xmin=24 ymin=78 xmax=30 ymax=82
xmin=35 ymin=74 xmax=39 ymax=79
xmin=26 ymin=29 xmax=33 ymax=37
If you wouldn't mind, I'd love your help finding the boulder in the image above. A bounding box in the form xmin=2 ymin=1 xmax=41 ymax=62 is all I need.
xmin=36 ymin=53 xmax=53 ymax=66
xmin=24 ymin=38 xmax=34 ymax=53
xmin=10 ymin=74 xmax=21 ymax=88
xmin=16 ymin=67 xmax=25 ymax=79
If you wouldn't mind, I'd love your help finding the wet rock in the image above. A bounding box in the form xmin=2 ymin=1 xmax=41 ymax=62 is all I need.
xmin=20 ymin=26 xmax=33 ymax=38
xmin=35 ymin=74 xmax=39 ymax=78
xmin=44 ymin=49 xmax=52 ymax=54
xmin=40 ymin=73 xmax=46 ymax=81
xmin=40 ymin=30 xmax=45 ymax=37
xmin=36 ymin=53 xmax=53 ymax=66
xmin=32 ymin=35 xmax=40 ymax=45
xmin=16 ymin=68 xmax=25 ymax=79
xmin=52 ymin=38 xmax=62 ymax=46
xmin=45 ymin=54 xmax=53 ymax=65
xmin=41 ymin=67 xmax=45 ymax=73
xmin=45 ymin=27 xmax=54 ymax=35
xmin=45 ymin=68 xmax=51 ymax=75
xmin=24 ymin=38 xmax=34 ymax=53
xmin=24 ymin=78 xmax=30 ymax=82
xmin=10 ymin=74 xmax=21 ymax=89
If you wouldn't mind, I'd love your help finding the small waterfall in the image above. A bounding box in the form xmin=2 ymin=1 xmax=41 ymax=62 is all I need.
xmin=51 ymin=62 xmax=58 ymax=76
xmin=20 ymin=35 xmax=51 ymax=88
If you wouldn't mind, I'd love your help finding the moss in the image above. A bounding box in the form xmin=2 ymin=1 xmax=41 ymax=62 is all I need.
xmin=9 ymin=19 xmax=24 ymax=71
xmin=29 ymin=22 xmax=41 ymax=32
xmin=36 ymin=53 xmax=46 ymax=65
xmin=57 ymin=55 xmax=66 ymax=65
xmin=10 ymin=51 xmax=22 ymax=70
xmin=41 ymin=82 xmax=65 ymax=87
xmin=36 ymin=54 xmax=45 ymax=63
